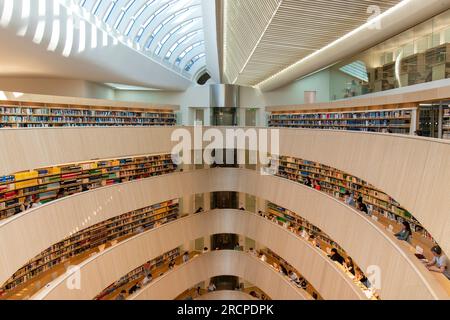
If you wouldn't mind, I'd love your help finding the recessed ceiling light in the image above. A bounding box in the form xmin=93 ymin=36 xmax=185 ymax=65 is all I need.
xmin=104 ymin=83 xmax=163 ymax=91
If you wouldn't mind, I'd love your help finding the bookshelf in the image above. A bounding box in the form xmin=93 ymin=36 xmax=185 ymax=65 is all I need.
xmin=0 ymin=154 xmax=176 ymax=221
xmin=269 ymin=155 xmax=436 ymax=245
xmin=95 ymin=247 xmax=181 ymax=300
xmin=0 ymin=199 xmax=180 ymax=295
xmin=0 ymin=101 xmax=176 ymax=128
xmin=269 ymin=107 xmax=414 ymax=134
xmin=443 ymin=106 xmax=450 ymax=140
xmin=266 ymin=202 xmax=343 ymax=252
xmin=261 ymin=248 xmax=322 ymax=300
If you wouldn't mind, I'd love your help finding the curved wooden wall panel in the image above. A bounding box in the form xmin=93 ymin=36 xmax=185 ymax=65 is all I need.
xmin=274 ymin=129 xmax=450 ymax=257
xmin=3 ymin=169 xmax=446 ymax=299
xmin=131 ymin=251 xmax=307 ymax=301
xmin=0 ymin=127 xmax=179 ymax=176
xmin=32 ymin=210 xmax=355 ymax=300
xmin=0 ymin=127 xmax=448 ymax=258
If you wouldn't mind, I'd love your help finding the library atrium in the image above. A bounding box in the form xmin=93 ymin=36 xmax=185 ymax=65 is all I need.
xmin=0 ymin=0 xmax=449 ymax=302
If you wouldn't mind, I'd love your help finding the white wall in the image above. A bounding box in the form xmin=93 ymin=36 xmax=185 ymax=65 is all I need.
xmin=115 ymin=85 xmax=211 ymax=126
xmin=239 ymin=69 xmax=331 ymax=108
xmin=0 ymin=77 xmax=115 ymax=100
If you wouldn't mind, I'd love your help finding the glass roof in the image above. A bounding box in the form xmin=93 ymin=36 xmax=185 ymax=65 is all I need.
xmin=76 ymin=0 xmax=206 ymax=79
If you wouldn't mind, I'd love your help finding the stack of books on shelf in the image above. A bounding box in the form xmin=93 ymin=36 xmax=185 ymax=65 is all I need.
xmin=0 ymin=199 xmax=179 ymax=294
xmin=94 ymin=247 xmax=181 ymax=300
xmin=0 ymin=102 xmax=176 ymax=128
xmin=0 ymin=154 xmax=176 ymax=220
xmin=269 ymin=108 xmax=413 ymax=134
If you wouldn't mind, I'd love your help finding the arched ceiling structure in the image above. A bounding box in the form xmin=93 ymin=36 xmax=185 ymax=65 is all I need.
xmin=77 ymin=0 xmax=207 ymax=78
xmin=0 ymin=0 xmax=447 ymax=90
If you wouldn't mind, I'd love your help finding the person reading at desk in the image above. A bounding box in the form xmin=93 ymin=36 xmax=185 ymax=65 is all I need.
xmin=141 ymin=274 xmax=153 ymax=286
xmin=207 ymin=282 xmax=217 ymax=292
xmin=426 ymin=246 xmax=450 ymax=280
xmin=345 ymin=257 xmax=355 ymax=276
xmin=395 ymin=221 xmax=412 ymax=244
xmin=329 ymin=248 xmax=345 ymax=265
xmin=195 ymin=207 xmax=204 ymax=214
xmin=288 ymin=270 xmax=300 ymax=284
xmin=355 ymin=267 xmax=370 ymax=288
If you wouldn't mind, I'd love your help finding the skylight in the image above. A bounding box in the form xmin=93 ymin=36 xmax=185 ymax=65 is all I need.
xmin=76 ymin=0 xmax=206 ymax=79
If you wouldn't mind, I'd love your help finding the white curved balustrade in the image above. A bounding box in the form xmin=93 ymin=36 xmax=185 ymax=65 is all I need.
xmin=31 ymin=210 xmax=357 ymax=300
xmin=0 ymin=127 xmax=448 ymax=258
xmin=130 ymin=251 xmax=305 ymax=301
xmin=1 ymin=169 xmax=448 ymax=300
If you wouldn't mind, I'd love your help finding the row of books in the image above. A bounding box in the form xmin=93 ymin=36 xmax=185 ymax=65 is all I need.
xmin=0 ymin=154 xmax=176 ymax=220
xmin=0 ymin=106 xmax=175 ymax=118
xmin=0 ymin=105 xmax=176 ymax=127
xmin=1 ymin=199 xmax=179 ymax=293
xmin=269 ymin=109 xmax=413 ymax=134
xmin=270 ymin=110 xmax=412 ymax=120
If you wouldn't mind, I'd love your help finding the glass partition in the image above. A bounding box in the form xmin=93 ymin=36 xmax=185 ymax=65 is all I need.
xmin=330 ymin=10 xmax=450 ymax=100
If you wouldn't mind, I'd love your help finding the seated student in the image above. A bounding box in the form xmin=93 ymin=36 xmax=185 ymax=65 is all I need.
xmin=345 ymin=257 xmax=356 ymax=276
xmin=279 ymin=264 xmax=288 ymax=275
xmin=426 ymin=246 xmax=450 ymax=280
xmin=344 ymin=191 xmax=355 ymax=207
xmin=357 ymin=199 xmax=369 ymax=215
xmin=298 ymin=277 xmax=308 ymax=290
xmin=203 ymin=247 xmax=209 ymax=253
xmin=128 ymin=283 xmax=141 ymax=295
xmin=329 ymin=248 xmax=345 ymax=265
xmin=249 ymin=291 xmax=260 ymax=299
xmin=195 ymin=207 xmax=204 ymax=214
xmin=141 ymin=274 xmax=153 ymax=286
xmin=239 ymin=207 xmax=245 ymax=211
xmin=288 ymin=270 xmax=300 ymax=283
xmin=115 ymin=290 xmax=127 ymax=300
xmin=182 ymin=252 xmax=190 ymax=263
xmin=312 ymin=180 xmax=321 ymax=191
xmin=207 ymin=283 xmax=217 ymax=292
xmin=355 ymin=267 xmax=371 ymax=288
xmin=259 ymin=253 xmax=267 ymax=262
xmin=168 ymin=260 xmax=176 ymax=270
xmin=395 ymin=221 xmax=413 ymax=243
xmin=249 ymin=248 xmax=257 ymax=256
xmin=303 ymin=177 xmax=312 ymax=187
xmin=309 ymin=235 xmax=321 ymax=249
